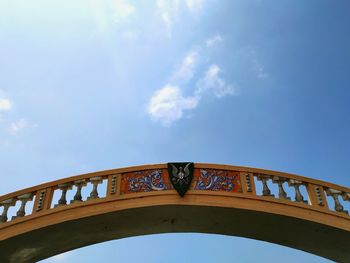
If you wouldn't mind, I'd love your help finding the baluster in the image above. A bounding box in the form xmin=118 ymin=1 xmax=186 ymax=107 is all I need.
xmin=88 ymin=177 xmax=102 ymax=200
xmin=326 ymin=189 xmax=348 ymax=214
xmin=55 ymin=183 xmax=72 ymax=207
xmin=12 ymin=193 xmax=33 ymax=219
xmin=71 ymin=179 xmax=87 ymax=203
xmin=342 ymin=192 xmax=350 ymax=202
xmin=257 ymin=174 xmax=274 ymax=197
xmin=315 ymin=186 xmax=325 ymax=206
xmin=272 ymin=176 xmax=290 ymax=200
xmin=0 ymin=198 xmax=16 ymax=223
xmin=288 ymin=179 xmax=307 ymax=203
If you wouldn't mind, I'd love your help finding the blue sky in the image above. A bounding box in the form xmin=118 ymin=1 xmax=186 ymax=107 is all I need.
xmin=0 ymin=0 xmax=349 ymax=262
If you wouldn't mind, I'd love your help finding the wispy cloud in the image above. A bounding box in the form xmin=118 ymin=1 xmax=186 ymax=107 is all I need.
xmin=0 ymin=90 xmax=38 ymax=135
xmin=113 ymin=0 xmax=135 ymax=22
xmin=147 ymin=85 xmax=198 ymax=126
xmin=8 ymin=118 xmax=37 ymax=135
xmin=206 ymin=35 xmax=223 ymax=48
xmin=156 ymin=0 xmax=204 ymax=37
xmin=195 ymin=64 xmax=235 ymax=98
xmin=0 ymin=91 xmax=12 ymax=125
xmin=147 ymin=35 xmax=236 ymax=126
xmin=253 ymin=59 xmax=269 ymax=79
xmin=156 ymin=0 xmax=179 ymax=37
xmin=90 ymin=0 xmax=136 ymax=35
xmin=9 ymin=119 xmax=28 ymax=134
xmin=0 ymin=90 xmax=12 ymax=111
xmin=171 ymin=51 xmax=199 ymax=82
xmin=185 ymin=0 xmax=203 ymax=12
xmin=257 ymin=66 xmax=269 ymax=79
xmin=0 ymin=98 xmax=12 ymax=111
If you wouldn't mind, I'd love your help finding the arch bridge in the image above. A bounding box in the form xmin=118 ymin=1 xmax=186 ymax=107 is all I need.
xmin=0 ymin=163 xmax=349 ymax=262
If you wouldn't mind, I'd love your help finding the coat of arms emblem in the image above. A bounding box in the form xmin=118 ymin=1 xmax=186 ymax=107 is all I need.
xmin=167 ymin=162 xmax=194 ymax=197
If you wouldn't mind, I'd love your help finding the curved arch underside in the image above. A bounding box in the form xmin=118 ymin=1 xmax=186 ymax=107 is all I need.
xmin=0 ymin=163 xmax=349 ymax=262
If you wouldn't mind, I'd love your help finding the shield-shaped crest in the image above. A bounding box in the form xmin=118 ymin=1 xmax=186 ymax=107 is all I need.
xmin=167 ymin=162 xmax=194 ymax=197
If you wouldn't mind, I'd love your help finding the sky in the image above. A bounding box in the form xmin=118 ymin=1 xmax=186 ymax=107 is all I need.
xmin=0 ymin=0 xmax=350 ymax=262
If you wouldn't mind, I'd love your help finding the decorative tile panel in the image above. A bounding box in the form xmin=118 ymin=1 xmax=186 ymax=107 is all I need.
xmin=121 ymin=169 xmax=171 ymax=194
xmin=194 ymin=169 xmax=242 ymax=192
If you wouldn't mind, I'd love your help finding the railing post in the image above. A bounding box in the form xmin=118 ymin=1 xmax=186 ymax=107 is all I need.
xmin=33 ymin=187 xmax=54 ymax=213
xmin=306 ymin=184 xmax=328 ymax=208
xmin=240 ymin=172 xmax=256 ymax=195
xmin=107 ymin=174 xmax=121 ymax=197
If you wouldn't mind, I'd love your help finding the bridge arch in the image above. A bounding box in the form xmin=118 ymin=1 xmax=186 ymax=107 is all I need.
xmin=0 ymin=163 xmax=349 ymax=262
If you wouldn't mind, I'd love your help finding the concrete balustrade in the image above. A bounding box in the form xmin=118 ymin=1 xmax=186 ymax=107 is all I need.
xmin=0 ymin=164 xmax=349 ymax=223
xmin=0 ymin=163 xmax=349 ymax=262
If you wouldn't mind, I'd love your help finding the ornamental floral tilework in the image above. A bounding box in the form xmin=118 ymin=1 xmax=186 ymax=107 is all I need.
xmin=194 ymin=169 xmax=242 ymax=192
xmin=121 ymin=169 xmax=172 ymax=194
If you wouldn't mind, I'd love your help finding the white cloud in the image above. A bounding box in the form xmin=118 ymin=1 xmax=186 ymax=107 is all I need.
xmin=90 ymin=0 xmax=135 ymax=32
xmin=171 ymin=51 xmax=199 ymax=82
xmin=0 ymin=98 xmax=12 ymax=111
xmin=113 ymin=0 xmax=135 ymax=22
xmin=257 ymin=66 xmax=269 ymax=79
xmin=147 ymin=36 xmax=235 ymax=126
xmin=148 ymin=85 xmax=198 ymax=126
xmin=9 ymin=119 xmax=28 ymax=134
xmin=206 ymin=35 xmax=223 ymax=48
xmin=8 ymin=118 xmax=37 ymax=134
xmin=185 ymin=0 xmax=203 ymax=12
xmin=253 ymin=59 xmax=269 ymax=79
xmin=156 ymin=0 xmax=204 ymax=37
xmin=0 ymin=92 xmax=13 ymax=125
xmin=156 ymin=0 xmax=180 ymax=37
xmin=161 ymin=12 xmax=172 ymax=36
xmin=0 ymin=91 xmax=38 ymax=136
xmin=195 ymin=64 xmax=235 ymax=98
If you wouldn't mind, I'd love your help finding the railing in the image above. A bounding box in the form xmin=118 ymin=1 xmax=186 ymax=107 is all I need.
xmin=0 ymin=164 xmax=349 ymax=225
